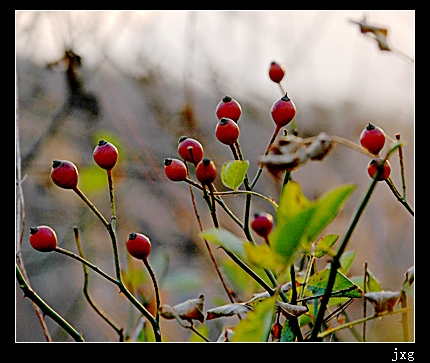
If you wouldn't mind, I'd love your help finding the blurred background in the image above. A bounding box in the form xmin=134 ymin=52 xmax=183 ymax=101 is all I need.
xmin=15 ymin=10 xmax=414 ymax=342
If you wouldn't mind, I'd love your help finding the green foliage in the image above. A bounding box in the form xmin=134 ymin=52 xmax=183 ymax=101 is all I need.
xmin=221 ymin=160 xmax=249 ymax=190
xmin=306 ymin=268 xmax=362 ymax=298
xmin=269 ymin=181 xmax=355 ymax=267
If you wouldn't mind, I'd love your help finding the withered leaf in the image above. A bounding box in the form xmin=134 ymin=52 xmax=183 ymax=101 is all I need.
xmin=364 ymin=291 xmax=400 ymax=315
xmin=206 ymin=303 xmax=252 ymax=320
xmin=216 ymin=327 xmax=235 ymax=342
xmin=159 ymin=294 xmax=205 ymax=324
xmin=349 ymin=16 xmax=390 ymax=51
xmin=306 ymin=132 xmax=333 ymax=160
xmin=277 ymin=301 xmax=308 ymax=319
xmin=248 ymin=282 xmax=293 ymax=304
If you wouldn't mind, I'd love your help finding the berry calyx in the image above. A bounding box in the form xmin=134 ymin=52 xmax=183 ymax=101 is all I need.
xmin=215 ymin=95 xmax=242 ymax=122
xmin=360 ymin=123 xmax=386 ymax=155
xmin=51 ymin=160 xmax=79 ymax=189
xmin=215 ymin=117 xmax=240 ymax=145
xmin=270 ymin=93 xmax=296 ymax=128
xmin=367 ymin=158 xmax=391 ymax=181
xmin=269 ymin=61 xmax=286 ymax=83
xmin=29 ymin=226 xmax=57 ymax=252
xmin=178 ymin=136 xmax=204 ymax=165
xmin=93 ymin=139 xmax=118 ymax=170
xmin=251 ymin=212 xmax=274 ymax=239
xmin=164 ymin=158 xmax=188 ymax=182
xmin=126 ymin=232 xmax=151 ymax=260
xmin=196 ymin=157 xmax=217 ymax=185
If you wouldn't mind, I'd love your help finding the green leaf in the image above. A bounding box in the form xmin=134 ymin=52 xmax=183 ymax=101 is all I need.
xmin=339 ymin=250 xmax=356 ymax=275
xmin=221 ymin=160 xmax=249 ymax=190
xmin=243 ymin=243 xmax=286 ymax=272
xmin=276 ymin=181 xmax=309 ymax=222
xmin=200 ymin=228 xmax=247 ymax=261
xmin=230 ymin=295 xmax=277 ymax=342
xmin=303 ymin=184 xmax=356 ymax=244
xmin=313 ymin=234 xmax=339 ymax=258
xmin=79 ymin=164 xmax=108 ymax=194
xmin=350 ymin=269 xmax=382 ymax=293
xmin=280 ymin=320 xmax=296 ymax=342
xmin=306 ymin=268 xmax=362 ymax=298
xmin=268 ymin=182 xmax=355 ymax=268
xmin=269 ymin=206 xmax=315 ymax=267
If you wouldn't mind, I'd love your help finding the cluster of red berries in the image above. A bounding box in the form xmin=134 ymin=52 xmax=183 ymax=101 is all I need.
xmin=359 ymin=123 xmax=391 ymax=181
xmin=31 ymin=139 xmax=152 ymax=261
xmin=164 ymin=135 xmax=217 ymax=186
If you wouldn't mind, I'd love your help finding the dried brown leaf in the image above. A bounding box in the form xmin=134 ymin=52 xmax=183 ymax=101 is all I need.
xmin=364 ymin=291 xmax=400 ymax=315
xmin=159 ymin=294 xmax=205 ymax=324
xmin=277 ymin=301 xmax=309 ymax=318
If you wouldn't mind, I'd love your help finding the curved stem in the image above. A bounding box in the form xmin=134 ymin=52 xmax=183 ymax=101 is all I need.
xmin=55 ymin=247 xmax=118 ymax=284
xmin=143 ymin=258 xmax=161 ymax=324
xmin=385 ymin=177 xmax=414 ymax=216
xmin=107 ymin=169 xmax=117 ymax=230
xmin=187 ymin=182 xmax=237 ymax=305
xmin=16 ymin=264 xmax=85 ymax=342
xmin=251 ymin=125 xmax=281 ymax=189
xmin=73 ymin=186 xmax=109 ymax=227
xmin=213 ymin=190 xmax=278 ymax=210
xmin=72 ymin=227 xmax=124 ymax=340
xmin=317 ymin=307 xmax=413 ymax=340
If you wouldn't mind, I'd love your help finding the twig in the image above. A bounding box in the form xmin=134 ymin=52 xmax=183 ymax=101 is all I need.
xmin=395 ymin=133 xmax=407 ymax=199
xmin=310 ymin=143 xmax=402 ymax=341
xmin=317 ymin=307 xmax=413 ymax=339
xmin=187 ymin=182 xmax=237 ymax=306
xmin=143 ymin=258 xmax=161 ymax=324
xmin=363 ymin=262 xmax=368 ymax=342
xmin=72 ymin=227 xmax=124 ymax=341
xmin=16 ymin=264 xmax=85 ymax=342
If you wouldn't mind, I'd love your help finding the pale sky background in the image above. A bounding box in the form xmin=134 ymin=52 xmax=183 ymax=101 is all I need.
xmin=16 ymin=10 xmax=415 ymax=123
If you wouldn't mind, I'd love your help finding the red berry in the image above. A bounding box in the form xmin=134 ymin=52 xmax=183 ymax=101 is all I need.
xmin=271 ymin=321 xmax=283 ymax=340
xmin=164 ymin=158 xmax=187 ymax=182
xmin=215 ymin=118 xmax=240 ymax=145
xmin=269 ymin=61 xmax=286 ymax=83
xmin=195 ymin=157 xmax=217 ymax=185
xmin=29 ymin=226 xmax=57 ymax=252
xmin=360 ymin=123 xmax=386 ymax=155
xmin=126 ymin=232 xmax=151 ymax=260
xmin=271 ymin=93 xmax=296 ymax=128
xmin=93 ymin=139 xmax=118 ymax=170
xmin=178 ymin=136 xmax=204 ymax=165
xmin=367 ymin=158 xmax=391 ymax=181
xmin=251 ymin=212 xmax=274 ymax=238
xmin=51 ymin=160 xmax=79 ymax=189
xmin=215 ymin=95 xmax=242 ymax=122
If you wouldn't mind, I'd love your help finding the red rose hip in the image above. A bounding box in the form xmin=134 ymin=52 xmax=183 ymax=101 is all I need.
xmin=269 ymin=61 xmax=286 ymax=83
xmin=215 ymin=95 xmax=242 ymax=122
xmin=126 ymin=232 xmax=151 ymax=260
xmin=215 ymin=118 xmax=240 ymax=145
xmin=196 ymin=157 xmax=217 ymax=185
xmin=29 ymin=225 xmax=57 ymax=252
xmin=93 ymin=139 xmax=118 ymax=170
xmin=178 ymin=136 xmax=204 ymax=165
xmin=271 ymin=93 xmax=296 ymax=128
xmin=367 ymin=158 xmax=391 ymax=181
xmin=51 ymin=160 xmax=79 ymax=189
xmin=164 ymin=158 xmax=187 ymax=182
xmin=251 ymin=212 xmax=274 ymax=239
xmin=360 ymin=123 xmax=386 ymax=155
